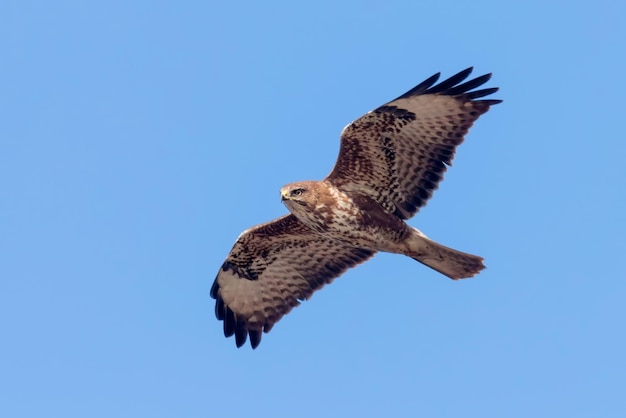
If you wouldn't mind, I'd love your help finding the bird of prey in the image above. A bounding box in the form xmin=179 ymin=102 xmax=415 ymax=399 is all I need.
xmin=211 ymin=67 xmax=501 ymax=348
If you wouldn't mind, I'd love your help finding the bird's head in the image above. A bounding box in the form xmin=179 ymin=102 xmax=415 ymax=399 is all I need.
xmin=280 ymin=181 xmax=331 ymax=232
xmin=280 ymin=182 xmax=315 ymax=209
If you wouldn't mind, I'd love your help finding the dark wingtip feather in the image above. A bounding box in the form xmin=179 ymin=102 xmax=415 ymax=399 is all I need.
xmin=444 ymin=73 xmax=492 ymax=96
xmin=466 ymin=87 xmax=499 ymax=100
xmin=392 ymin=67 xmax=501 ymax=103
xmin=224 ymin=305 xmax=236 ymax=337
xmin=215 ymin=297 xmax=258 ymax=348
xmin=215 ymin=296 xmax=225 ymax=320
xmin=477 ymin=99 xmax=503 ymax=106
xmin=393 ymin=72 xmax=441 ymax=100
xmin=249 ymin=330 xmax=262 ymax=349
xmin=235 ymin=322 xmax=248 ymax=348
xmin=424 ymin=67 xmax=474 ymax=94
xmin=209 ymin=277 xmax=219 ymax=299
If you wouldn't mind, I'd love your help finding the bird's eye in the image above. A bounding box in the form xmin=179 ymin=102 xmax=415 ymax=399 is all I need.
xmin=291 ymin=188 xmax=304 ymax=197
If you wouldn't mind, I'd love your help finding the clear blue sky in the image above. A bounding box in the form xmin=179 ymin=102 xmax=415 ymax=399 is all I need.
xmin=2 ymin=1 xmax=625 ymax=417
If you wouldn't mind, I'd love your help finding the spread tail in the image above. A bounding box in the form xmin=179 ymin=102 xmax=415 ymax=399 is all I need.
xmin=407 ymin=233 xmax=485 ymax=280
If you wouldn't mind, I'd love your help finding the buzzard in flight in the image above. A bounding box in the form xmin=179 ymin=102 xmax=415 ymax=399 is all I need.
xmin=211 ymin=67 xmax=501 ymax=348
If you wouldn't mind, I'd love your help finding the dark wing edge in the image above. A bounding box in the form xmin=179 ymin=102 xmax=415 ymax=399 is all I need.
xmin=326 ymin=67 xmax=501 ymax=220
xmin=392 ymin=67 xmax=502 ymax=106
xmin=210 ymin=214 xmax=375 ymax=349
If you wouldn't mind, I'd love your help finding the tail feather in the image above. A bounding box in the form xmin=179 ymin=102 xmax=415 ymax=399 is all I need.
xmin=407 ymin=233 xmax=485 ymax=280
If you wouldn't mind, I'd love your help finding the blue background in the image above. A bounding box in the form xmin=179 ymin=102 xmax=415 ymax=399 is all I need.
xmin=2 ymin=1 xmax=625 ymax=417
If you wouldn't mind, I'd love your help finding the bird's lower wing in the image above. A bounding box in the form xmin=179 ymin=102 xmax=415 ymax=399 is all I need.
xmin=211 ymin=214 xmax=375 ymax=349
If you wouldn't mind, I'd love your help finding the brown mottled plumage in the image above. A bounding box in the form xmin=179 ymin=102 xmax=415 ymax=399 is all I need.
xmin=211 ymin=67 xmax=501 ymax=348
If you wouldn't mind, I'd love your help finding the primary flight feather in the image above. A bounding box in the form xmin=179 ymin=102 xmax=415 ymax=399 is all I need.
xmin=211 ymin=67 xmax=501 ymax=348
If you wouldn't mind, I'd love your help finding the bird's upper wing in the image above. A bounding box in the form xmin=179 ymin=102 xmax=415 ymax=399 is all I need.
xmin=325 ymin=67 xmax=501 ymax=220
xmin=211 ymin=214 xmax=375 ymax=349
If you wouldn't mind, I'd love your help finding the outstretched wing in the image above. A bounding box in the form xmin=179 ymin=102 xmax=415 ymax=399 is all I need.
xmin=326 ymin=67 xmax=501 ymax=220
xmin=211 ymin=214 xmax=375 ymax=349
